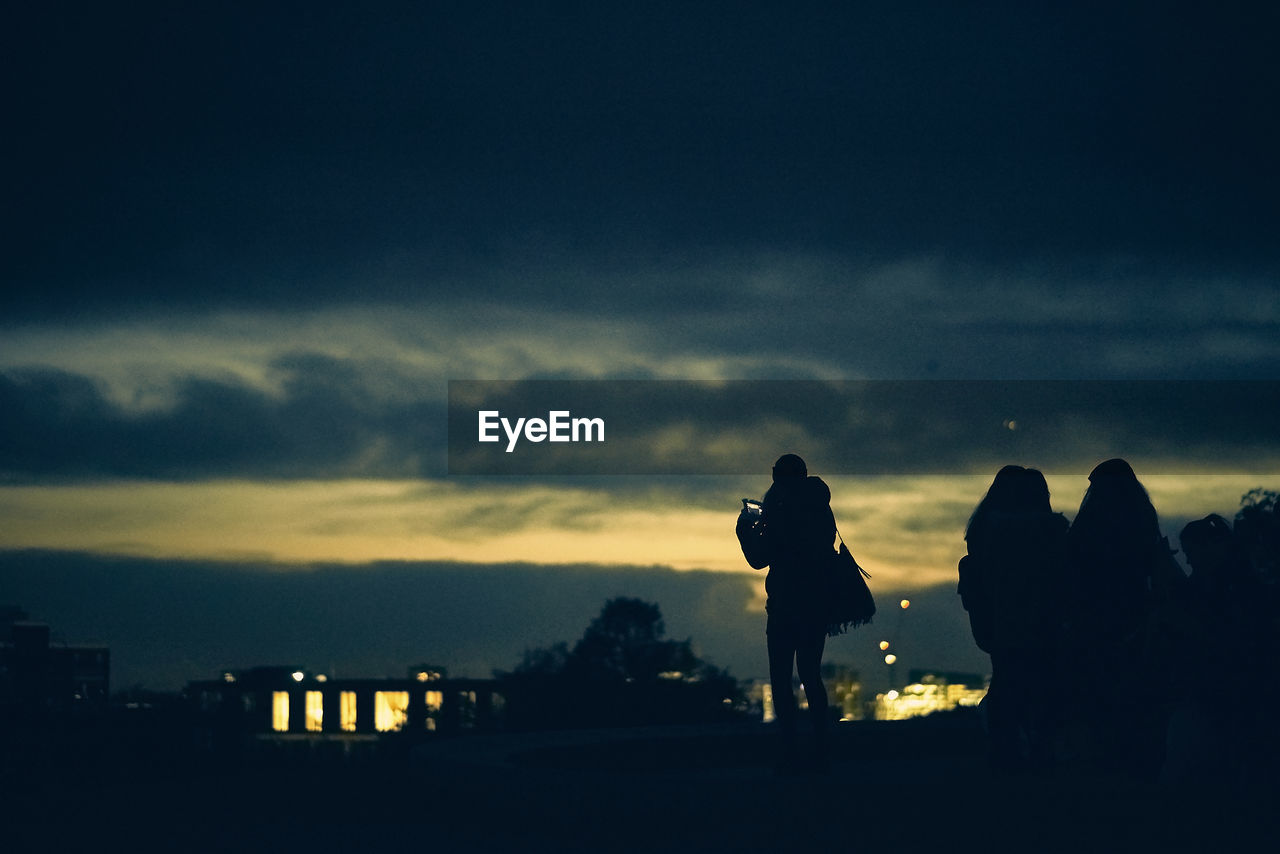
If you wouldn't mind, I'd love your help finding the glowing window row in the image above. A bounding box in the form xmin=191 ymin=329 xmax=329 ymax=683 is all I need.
xmin=271 ymin=690 xmax=445 ymax=732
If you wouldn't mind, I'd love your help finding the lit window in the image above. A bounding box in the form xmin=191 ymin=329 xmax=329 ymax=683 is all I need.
xmin=272 ymin=691 xmax=289 ymax=732
xmin=459 ymin=691 xmax=478 ymax=729
xmin=340 ymin=691 xmax=357 ymax=732
xmin=305 ymin=691 xmax=323 ymax=732
xmin=374 ymin=691 xmax=409 ymax=732
xmin=424 ymin=690 xmax=444 ymax=732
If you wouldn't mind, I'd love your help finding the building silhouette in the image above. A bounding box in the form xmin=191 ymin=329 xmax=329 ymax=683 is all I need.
xmin=0 ymin=606 xmax=110 ymax=721
xmin=187 ymin=665 xmax=504 ymax=749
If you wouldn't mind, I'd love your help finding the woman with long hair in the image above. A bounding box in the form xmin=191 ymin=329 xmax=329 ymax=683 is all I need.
xmin=1066 ymin=458 xmax=1183 ymax=777
xmin=960 ymin=465 xmax=1069 ymax=771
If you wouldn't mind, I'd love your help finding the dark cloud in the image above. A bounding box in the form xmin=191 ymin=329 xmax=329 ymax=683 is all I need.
xmin=5 ymin=4 xmax=1277 ymax=319
xmin=4 ymin=368 xmax=1276 ymax=480
xmin=0 ymin=548 xmax=984 ymax=693
xmin=0 ymin=357 xmax=443 ymax=480
xmin=449 ymin=380 xmax=1280 ymax=476
xmin=626 ymin=256 xmax=1280 ymax=381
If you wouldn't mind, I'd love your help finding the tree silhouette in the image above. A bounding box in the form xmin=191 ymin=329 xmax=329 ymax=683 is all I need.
xmin=567 ymin=597 xmax=698 ymax=683
xmin=499 ymin=597 xmax=744 ymax=730
xmin=1238 ymin=488 xmax=1279 ymax=583
xmin=514 ymin=641 xmax=571 ymax=676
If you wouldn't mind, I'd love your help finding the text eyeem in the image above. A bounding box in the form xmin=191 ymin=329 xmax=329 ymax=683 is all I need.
xmin=478 ymin=410 xmax=605 ymax=453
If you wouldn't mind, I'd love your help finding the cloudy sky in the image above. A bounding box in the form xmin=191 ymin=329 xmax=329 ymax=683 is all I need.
xmin=3 ymin=3 xmax=1277 ymax=691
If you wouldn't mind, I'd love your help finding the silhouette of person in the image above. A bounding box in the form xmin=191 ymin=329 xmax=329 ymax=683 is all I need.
xmin=1231 ymin=492 xmax=1280 ymax=781
xmin=1179 ymin=515 xmax=1260 ymax=636
xmin=959 ymin=465 xmax=1069 ymax=772
xmin=736 ymin=453 xmax=836 ymax=773
xmin=1161 ymin=514 xmax=1265 ymax=785
xmin=1064 ymin=458 xmax=1185 ymax=778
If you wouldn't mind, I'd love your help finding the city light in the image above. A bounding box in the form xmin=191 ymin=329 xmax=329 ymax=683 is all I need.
xmin=884 ymin=654 xmax=897 ymax=665
xmin=900 ymin=599 xmax=910 ymax=609
xmin=291 ymin=670 xmax=305 ymax=682
xmin=879 ymin=641 xmax=890 ymax=650
xmin=875 ymin=681 xmax=988 ymax=720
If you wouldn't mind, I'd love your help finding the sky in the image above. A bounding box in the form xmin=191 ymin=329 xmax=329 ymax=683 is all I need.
xmin=2 ymin=3 xmax=1278 ymax=692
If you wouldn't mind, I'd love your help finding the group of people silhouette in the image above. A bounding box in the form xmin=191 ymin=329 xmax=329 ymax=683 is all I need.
xmin=963 ymin=458 xmax=1277 ymax=784
xmin=739 ymin=453 xmax=1279 ymax=783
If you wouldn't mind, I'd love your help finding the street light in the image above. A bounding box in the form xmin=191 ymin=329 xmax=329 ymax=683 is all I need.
xmin=885 ymin=599 xmax=911 ymax=694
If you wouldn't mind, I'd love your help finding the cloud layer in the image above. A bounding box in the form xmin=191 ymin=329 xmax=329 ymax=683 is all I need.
xmin=8 ymin=5 xmax=1278 ymax=319
xmin=4 ymin=359 xmax=1275 ymax=481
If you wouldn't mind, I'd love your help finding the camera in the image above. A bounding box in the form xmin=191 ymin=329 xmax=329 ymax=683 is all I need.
xmin=742 ymin=498 xmax=763 ymax=516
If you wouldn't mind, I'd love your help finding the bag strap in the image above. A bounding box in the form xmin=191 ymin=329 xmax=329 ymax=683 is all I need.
xmin=835 ymin=525 xmax=872 ymax=579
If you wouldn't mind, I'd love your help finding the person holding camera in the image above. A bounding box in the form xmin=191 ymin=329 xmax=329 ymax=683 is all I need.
xmin=737 ymin=453 xmax=837 ymax=773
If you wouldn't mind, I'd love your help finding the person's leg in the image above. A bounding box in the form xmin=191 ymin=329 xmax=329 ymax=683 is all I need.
xmin=767 ymin=621 xmax=800 ymax=768
xmin=767 ymin=626 xmax=798 ymax=731
xmin=794 ymin=626 xmax=829 ymax=766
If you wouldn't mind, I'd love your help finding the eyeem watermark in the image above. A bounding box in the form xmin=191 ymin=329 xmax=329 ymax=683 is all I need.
xmin=478 ymin=410 xmax=605 ymax=452
xmin=449 ymin=379 xmax=1280 ymax=475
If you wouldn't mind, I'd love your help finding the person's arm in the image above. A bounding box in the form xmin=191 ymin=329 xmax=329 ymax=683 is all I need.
xmin=736 ymin=511 xmax=771 ymax=569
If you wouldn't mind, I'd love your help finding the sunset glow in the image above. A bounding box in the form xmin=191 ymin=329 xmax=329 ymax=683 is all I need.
xmin=0 ymin=475 xmax=1266 ymax=586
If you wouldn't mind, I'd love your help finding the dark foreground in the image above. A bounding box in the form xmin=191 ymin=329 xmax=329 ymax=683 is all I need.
xmin=2 ymin=711 xmax=1272 ymax=852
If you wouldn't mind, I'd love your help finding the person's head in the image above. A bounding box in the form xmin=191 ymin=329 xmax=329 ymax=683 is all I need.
xmin=1019 ymin=467 xmax=1052 ymax=513
xmin=1075 ymin=457 xmax=1159 ymax=537
xmin=1177 ymin=514 xmax=1249 ymax=588
xmin=1088 ymin=457 xmax=1137 ymax=483
xmin=986 ymin=465 xmax=1027 ymax=510
xmin=966 ymin=465 xmax=1026 ymax=539
xmin=772 ymin=453 xmax=808 ymax=482
xmin=1180 ymin=514 xmax=1235 ymax=577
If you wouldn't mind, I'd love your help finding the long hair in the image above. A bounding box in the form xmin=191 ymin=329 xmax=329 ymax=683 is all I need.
xmin=1072 ymin=458 xmax=1160 ymax=545
xmin=966 ymin=465 xmax=1027 ymax=541
xmin=1018 ymin=468 xmax=1052 ymax=514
